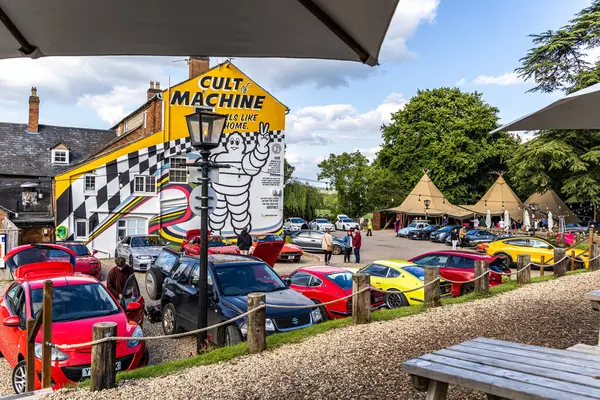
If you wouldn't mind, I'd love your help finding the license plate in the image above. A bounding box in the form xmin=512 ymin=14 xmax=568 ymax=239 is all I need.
xmin=82 ymin=361 xmax=121 ymax=378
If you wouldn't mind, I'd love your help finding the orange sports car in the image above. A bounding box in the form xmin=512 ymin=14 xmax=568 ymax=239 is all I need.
xmin=252 ymin=234 xmax=303 ymax=262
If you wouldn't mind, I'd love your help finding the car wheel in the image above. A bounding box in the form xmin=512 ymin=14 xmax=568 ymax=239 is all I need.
xmin=225 ymin=325 xmax=243 ymax=346
xmin=162 ymin=303 xmax=182 ymax=335
xmin=385 ymin=289 xmax=408 ymax=309
xmin=460 ymin=283 xmax=475 ymax=296
xmin=574 ymin=258 xmax=585 ymax=270
xmin=146 ymin=268 xmax=164 ymax=301
xmin=129 ymin=254 xmax=134 ymax=268
xmin=495 ymin=253 xmax=513 ymax=269
xmin=332 ymin=245 xmax=342 ymax=255
xmin=12 ymin=360 xmax=26 ymax=394
xmin=312 ymin=300 xmax=329 ymax=322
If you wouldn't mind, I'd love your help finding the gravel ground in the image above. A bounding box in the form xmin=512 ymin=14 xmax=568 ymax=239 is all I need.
xmin=45 ymin=271 xmax=600 ymax=400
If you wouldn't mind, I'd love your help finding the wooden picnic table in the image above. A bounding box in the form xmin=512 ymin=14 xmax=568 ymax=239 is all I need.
xmin=403 ymin=337 xmax=600 ymax=400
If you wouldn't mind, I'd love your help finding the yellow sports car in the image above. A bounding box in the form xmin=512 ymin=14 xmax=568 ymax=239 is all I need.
xmin=486 ymin=237 xmax=589 ymax=269
xmin=345 ymin=260 xmax=452 ymax=308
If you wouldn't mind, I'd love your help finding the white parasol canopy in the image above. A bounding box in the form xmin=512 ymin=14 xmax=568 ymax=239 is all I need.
xmin=0 ymin=0 xmax=399 ymax=65
xmin=504 ymin=209 xmax=510 ymax=230
xmin=492 ymin=82 xmax=600 ymax=132
xmin=486 ymin=210 xmax=492 ymax=229
xmin=548 ymin=211 xmax=554 ymax=231
xmin=523 ymin=210 xmax=531 ymax=230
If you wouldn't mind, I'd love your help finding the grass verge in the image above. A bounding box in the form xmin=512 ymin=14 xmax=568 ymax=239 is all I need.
xmin=83 ymin=268 xmax=591 ymax=386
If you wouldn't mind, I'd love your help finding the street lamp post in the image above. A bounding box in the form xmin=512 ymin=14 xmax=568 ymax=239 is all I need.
xmin=424 ymin=199 xmax=431 ymax=222
xmin=529 ymin=203 xmax=538 ymax=238
xmin=185 ymin=110 xmax=228 ymax=354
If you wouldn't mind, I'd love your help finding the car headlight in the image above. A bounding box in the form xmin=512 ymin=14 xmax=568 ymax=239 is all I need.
xmin=127 ymin=325 xmax=143 ymax=348
xmin=34 ymin=343 xmax=69 ymax=361
xmin=311 ymin=308 xmax=322 ymax=323
xmin=136 ymin=255 xmax=153 ymax=260
xmin=265 ymin=318 xmax=276 ymax=332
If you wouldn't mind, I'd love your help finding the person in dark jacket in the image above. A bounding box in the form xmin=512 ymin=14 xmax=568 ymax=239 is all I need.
xmin=237 ymin=228 xmax=252 ymax=255
xmin=450 ymin=227 xmax=459 ymax=250
xmin=107 ymin=257 xmax=134 ymax=299
xmin=343 ymin=230 xmax=353 ymax=263
xmin=352 ymin=228 xmax=362 ymax=263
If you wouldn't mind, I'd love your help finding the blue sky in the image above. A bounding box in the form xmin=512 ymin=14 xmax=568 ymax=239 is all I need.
xmin=0 ymin=0 xmax=591 ymax=184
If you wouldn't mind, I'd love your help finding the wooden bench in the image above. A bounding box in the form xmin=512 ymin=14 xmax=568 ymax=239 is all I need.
xmin=584 ymin=290 xmax=600 ymax=312
xmin=403 ymin=337 xmax=600 ymax=400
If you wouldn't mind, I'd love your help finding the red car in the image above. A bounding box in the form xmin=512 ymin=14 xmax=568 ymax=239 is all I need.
xmin=180 ymin=230 xmax=240 ymax=256
xmin=284 ymin=266 xmax=385 ymax=320
xmin=52 ymin=241 xmax=101 ymax=279
xmin=0 ymin=244 xmax=147 ymax=393
xmin=408 ymin=250 xmax=509 ymax=296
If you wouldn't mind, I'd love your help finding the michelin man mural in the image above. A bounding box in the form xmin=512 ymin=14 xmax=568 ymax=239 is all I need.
xmin=209 ymin=122 xmax=271 ymax=235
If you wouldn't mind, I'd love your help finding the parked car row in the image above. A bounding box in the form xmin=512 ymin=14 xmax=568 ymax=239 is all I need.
xmin=399 ymin=222 xmax=503 ymax=249
xmin=283 ymin=214 xmax=360 ymax=233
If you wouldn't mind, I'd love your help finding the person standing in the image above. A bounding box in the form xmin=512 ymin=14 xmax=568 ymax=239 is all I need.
xmin=322 ymin=228 xmax=333 ymax=265
xmin=394 ymin=217 xmax=401 ymax=237
xmin=352 ymin=228 xmax=362 ymax=263
xmin=450 ymin=227 xmax=459 ymax=250
xmin=237 ymin=228 xmax=252 ymax=255
xmin=367 ymin=219 xmax=373 ymax=236
xmin=359 ymin=216 xmax=365 ymax=231
xmin=459 ymin=225 xmax=467 ymax=247
xmin=472 ymin=217 xmax=479 ymax=229
xmin=107 ymin=256 xmax=134 ymax=300
xmin=442 ymin=215 xmax=448 ymax=226
xmin=343 ymin=230 xmax=353 ymax=263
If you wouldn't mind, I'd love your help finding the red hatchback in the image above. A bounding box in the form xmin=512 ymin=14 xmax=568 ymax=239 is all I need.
xmin=284 ymin=266 xmax=385 ymax=320
xmin=408 ymin=250 xmax=509 ymax=296
xmin=52 ymin=242 xmax=102 ymax=279
xmin=0 ymin=244 xmax=147 ymax=393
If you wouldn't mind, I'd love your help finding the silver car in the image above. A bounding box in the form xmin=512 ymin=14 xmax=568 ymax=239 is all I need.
xmin=116 ymin=234 xmax=166 ymax=272
xmin=309 ymin=218 xmax=335 ymax=231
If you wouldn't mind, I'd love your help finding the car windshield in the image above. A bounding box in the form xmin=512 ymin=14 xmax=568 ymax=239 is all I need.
xmin=424 ymin=226 xmax=437 ymax=231
xmin=5 ymin=246 xmax=76 ymax=272
xmin=131 ymin=236 xmax=165 ymax=247
xmin=257 ymin=235 xmax=283 ymax=242
xmin=316 ymin=219 xmax=329 ymax=223
xmin=439 ymin=226 xmax=455 ymax=232
xmin=215 ymin=263 xmax=287 ymax=296
xmin=63 ymin=244 xmax=90 ymax=256
xmin=407 ymin=223 xmax=416 ymax=228
xmin=30 ymin=283 xmax=119 ymax=322
xmin=467 ymin=230 xmax=480 ymax=235
xmin=402 ymin=266 xmax=425 ymax=281
xmin=326 ymin=272 xmax=353 ymax=290
xmin=290 ymin=218 xmax=304 ymax=223
xmin=341 ymin=218 xmax=353 ymax=222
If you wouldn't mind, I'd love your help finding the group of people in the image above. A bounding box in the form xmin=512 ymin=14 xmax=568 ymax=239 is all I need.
xmin=321 ymin=228 xmax=362 ymax=265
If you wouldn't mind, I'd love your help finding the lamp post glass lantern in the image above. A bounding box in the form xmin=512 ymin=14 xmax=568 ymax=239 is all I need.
xmin=185 ymin=110 xmax=227 ymax=354
xmin=528 ymin=203 xmax=538 ymax=237
xmin=424 ymin=199 xmax=431 ymax=221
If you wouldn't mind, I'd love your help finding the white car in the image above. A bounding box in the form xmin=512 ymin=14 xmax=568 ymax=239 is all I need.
xmin=284 ymin=217 xmax=306 ymax=231
xmin=398 ymin=222 xmax=429 ymax=238
xmin=335 ymin=217 xmax=359 ymax=231
xmin=309 ymin=218 xmax=335 ymax=231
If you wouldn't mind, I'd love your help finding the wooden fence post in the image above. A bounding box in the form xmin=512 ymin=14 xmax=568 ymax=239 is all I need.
xmin=474 ymin=260 xmax=489 ymax=295
xmin=589 ymin=225 xmax=595 ymax=252
xmin=41 ymin=280 xmax=53 ymax=389
xmin=540 ymin=256 xmax=545 ymax=277
xmin=554 ymin=248 xmax=567 ymax=277
xmin=26 ymin=319 xmax=35 ymax=393
xmin=592 ymin=244 xmax=600 ymax=271
xmin=247 ymin=292 xmax=266 ymax=354
xmin=424 ymin=266 xmax=440 ymax=308
xmin=517 ymin=255 xmax=531 ymax=286
xmin=90 ymin=322 xmax=117 ymax=391
xmin=352 ymin=273 xmax=371 ymax=324
xmin=570 ymin=250 xmax=576 ymax=271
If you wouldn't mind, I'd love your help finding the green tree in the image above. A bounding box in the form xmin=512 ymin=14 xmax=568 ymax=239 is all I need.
xmin=376 ymin=87 xmax=518 ymax=204
xmin=284 ymin=158 xmax=295 ymax=185
xmin=283 ymin=181 xmax=323 ymax=221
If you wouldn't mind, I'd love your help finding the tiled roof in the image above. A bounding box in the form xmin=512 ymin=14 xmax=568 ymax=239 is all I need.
xmin=0 ymin=122 xmax=115 ymax=177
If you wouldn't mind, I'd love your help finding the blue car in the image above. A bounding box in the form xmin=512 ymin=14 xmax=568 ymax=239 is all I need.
xmin=157 ymin=251 xmax=322 ymax=346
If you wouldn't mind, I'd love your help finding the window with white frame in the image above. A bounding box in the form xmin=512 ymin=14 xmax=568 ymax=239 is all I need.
xmin=169 ymin=157 xmax=188 ymax=184
xmin=52 ymin=149 xmax=69 ymax=164
xmin=75 ymin=219 xmax=88 ymax=239
xmin=84 ymin=175 xmax=96 ymax=193
xmin=134 ymin=175 xmax=156 ymax=195
xmin=117 ymin=218 xmax=146 ymax=240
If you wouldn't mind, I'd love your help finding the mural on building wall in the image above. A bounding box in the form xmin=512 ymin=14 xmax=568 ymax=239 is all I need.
xmin=53 ymin=62 xmax=286 ymax=257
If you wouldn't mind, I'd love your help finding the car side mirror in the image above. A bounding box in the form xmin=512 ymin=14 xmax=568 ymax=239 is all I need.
xmin=92 ymin=250 xmax=98 ymax=256
xmin=126 ymin=301 xmax=142 ymax=312
xmin=3 ymin=315 xmax=20 ymax=327
xmin=283 ymin=277 xmax=291 ymax=287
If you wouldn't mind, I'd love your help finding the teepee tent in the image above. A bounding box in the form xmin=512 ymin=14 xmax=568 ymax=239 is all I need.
xmin=525 ymin=189 xmax=580 ymax=224
xmin=385 ymin=173 xmax=471 ymax=219
xmin=462 ymin=175 xmax=524 ymax=222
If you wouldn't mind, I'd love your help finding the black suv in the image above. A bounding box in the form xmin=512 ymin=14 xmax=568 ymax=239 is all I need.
xmin=148 ymin=249 xmax=322 ymax=346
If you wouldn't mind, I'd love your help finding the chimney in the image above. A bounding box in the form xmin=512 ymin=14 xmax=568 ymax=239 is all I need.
xmin=28 ymin=87 xmax=39 ymax=133
xmin=147 ymin=80 xmax=161 ymax=101
xmin=188 ymin=56 xmax=210 ymax=80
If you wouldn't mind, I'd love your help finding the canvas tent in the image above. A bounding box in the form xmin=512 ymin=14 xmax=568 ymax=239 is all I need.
xmin=526 ymin=190 xmax=581 ymax=224
xmin=462 ymin=176 xmax=523 ymax=222
xmin=384 ymin=173 xmax=471 ymax=219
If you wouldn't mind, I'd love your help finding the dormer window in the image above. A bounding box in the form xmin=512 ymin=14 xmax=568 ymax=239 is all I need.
xmin=52 ymin=149 xmax=69 ymax=164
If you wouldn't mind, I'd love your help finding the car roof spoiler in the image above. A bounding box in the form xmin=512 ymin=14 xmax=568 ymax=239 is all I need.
xmin=13 ymin=262 xmax=75 ymax=280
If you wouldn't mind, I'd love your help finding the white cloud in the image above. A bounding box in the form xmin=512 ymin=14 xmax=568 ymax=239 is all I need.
xmin=473 ymin=72 xmax=524 ymax=86
xmin=286 ymin=93 xmax=407 ymax=145
xmin=77 ymin=85 xmax=147 ymax=125
xmin=456 ymin=77 xmax=466 ymax=86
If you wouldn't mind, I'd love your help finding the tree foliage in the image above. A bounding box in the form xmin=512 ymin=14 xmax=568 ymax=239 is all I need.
xmin=283 ymin=181 xmax=323 ymax=221
xmin=375 ymin=87 xmax=518 ymax=204
xmin=284 ymin=158 xmax=295 ymax=185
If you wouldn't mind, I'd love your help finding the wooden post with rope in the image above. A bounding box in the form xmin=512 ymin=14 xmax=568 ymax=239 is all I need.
xmin=25 ymin=319 xmax=35 ymax=392
xmin=352 ymin=273 xmax=371 ymax=324
xmin=570 ymin=250 xmax=576 ymax=271
xmin=424 ymin=266 xmax=441 ymax=308
xmin=517 ymin=255 xmax=531 ymax=286
xmin=554 ymin=248 xmax=567 ymax=277
xmin=90 ymin=322 xmax=117 ymax=391
xmin=592 ymin=244 xmax=600 ymax=272
xmin=540 ymin=256 xmax=545 ymax=277
xmin=247 ymin=292 xmax=266 ymax=354
xmin=474 ymin=260 xmax=489 ymax=295
xmin=41 ymin=280 xmax=53 ymax=389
